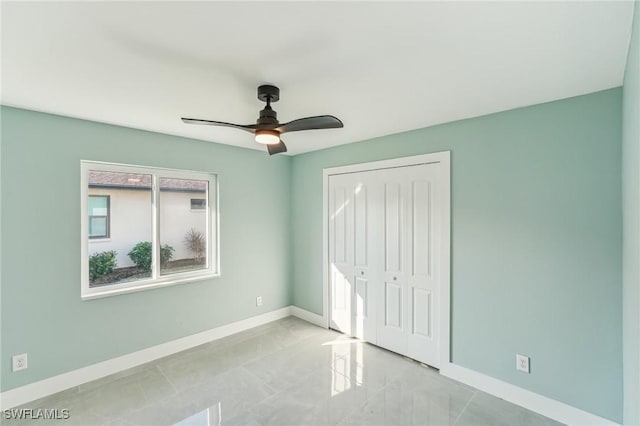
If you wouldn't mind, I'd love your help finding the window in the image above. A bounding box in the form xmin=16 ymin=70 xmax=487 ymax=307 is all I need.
xmin=81 ymin=161 xmax=219 ymax=300
xmin=190 ymin=198 xmax=206 ymax=210
xmin=88 ymin=195 xmax=110 ymax=238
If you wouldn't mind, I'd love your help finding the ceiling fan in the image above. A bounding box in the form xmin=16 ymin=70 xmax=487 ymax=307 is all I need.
xmin=181 ymin=85 xmax=343 ymax=155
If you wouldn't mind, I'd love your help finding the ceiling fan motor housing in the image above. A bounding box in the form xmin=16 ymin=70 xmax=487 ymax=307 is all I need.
xmin=257 ymin=106 xmax=278 ymax=127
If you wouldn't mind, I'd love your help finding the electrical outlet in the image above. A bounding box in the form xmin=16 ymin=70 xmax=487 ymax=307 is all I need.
xmin=12 ymin=353 xmax=28 ymax=372
xmin=256 ymin=296 xmax=263 ymax=307
xmin=516 ymin=354 xmax=530 ymax=373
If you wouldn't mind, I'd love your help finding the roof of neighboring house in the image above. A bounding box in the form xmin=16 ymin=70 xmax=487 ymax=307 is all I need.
xmin=88 ymin=171 xmax=207 ymax=192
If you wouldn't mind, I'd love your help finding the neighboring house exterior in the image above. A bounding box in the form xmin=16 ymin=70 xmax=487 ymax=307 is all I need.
xmin=87 ymin=171 xmax=207 ymax=268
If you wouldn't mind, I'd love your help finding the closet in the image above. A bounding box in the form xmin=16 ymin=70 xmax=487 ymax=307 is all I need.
xmin=327 ymin=154 xmax=449 ymax=368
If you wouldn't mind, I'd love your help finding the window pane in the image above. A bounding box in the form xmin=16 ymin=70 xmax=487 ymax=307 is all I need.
xmin=89 ymin=217 xmax=107 ymax=237
xmin=190 ymin=198 xmax=206 ymax=210
xmin=159 ymin=177 xmax=208 ymax=275
xmin=88 ymin=195 xmax=109 ymax=238
xmin=88 ymin=170 xmax=152 ymax=287
xmin=88 ymin=196 xmax=108 ymax=216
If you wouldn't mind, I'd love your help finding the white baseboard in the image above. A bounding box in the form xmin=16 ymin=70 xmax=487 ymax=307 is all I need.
xmin=0 ymin=306 xmax=293 ymax=410
xmin=290 ymin=306 xmax=326 ymax=328
xmin=440 ymin=363 xmax=619 ymax=426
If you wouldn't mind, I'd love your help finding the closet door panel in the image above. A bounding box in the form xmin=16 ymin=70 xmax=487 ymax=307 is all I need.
xmin=329 ymin=178 xmax=353 ymax=334
xmin=329 ymin=172 xmax=377 ymax=341
xmin=411 ymin=180 xmax=431 ymax=279
xmin=385 ymin=282 xmax=402 ymax=328
xmin=384 ymin=182 xmax=402 ymax=273
xmin=412 ymin=287 xmax=432 ymax=338
xmin=354 ymin=185 xmax=368 ymax=268
xmin=407 ymin=164 xmax=440 ymax=367
xmin=376 ymin=169 xmax=408 ymax=354
xmin=353 ymin=174 xmax=376 ymax=341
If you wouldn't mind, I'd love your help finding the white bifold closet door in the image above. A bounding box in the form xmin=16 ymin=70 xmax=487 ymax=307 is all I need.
xmin=329 ymin=162 xmax=442 ymax=368
xmin=328 ymin=170 xmax=378 ymax=342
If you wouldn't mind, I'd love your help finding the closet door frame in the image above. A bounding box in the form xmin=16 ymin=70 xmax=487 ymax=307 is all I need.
xmin=322 ymin=151 xmax=451 ymax=365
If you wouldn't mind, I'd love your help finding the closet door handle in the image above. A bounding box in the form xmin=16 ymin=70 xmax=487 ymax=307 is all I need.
xmin=393 ymin=276 xmax=397 ymax=281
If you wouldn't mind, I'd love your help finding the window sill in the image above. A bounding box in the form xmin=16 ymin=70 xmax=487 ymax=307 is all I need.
xmin=81 ymin=272 xmax=220 ymax=300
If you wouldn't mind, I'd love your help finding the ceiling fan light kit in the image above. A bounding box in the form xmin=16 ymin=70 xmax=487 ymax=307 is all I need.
xmin=181 ymin=85 xmax=343 ymax=156
xmin=255 ymin=130 xmax=280 ymax=145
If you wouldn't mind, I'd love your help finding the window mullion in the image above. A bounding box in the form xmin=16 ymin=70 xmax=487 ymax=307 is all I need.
xmin=152 ymin=174 xmax=160 ymax=280
xmin=205 ymin=185 xmax=210 ymax=270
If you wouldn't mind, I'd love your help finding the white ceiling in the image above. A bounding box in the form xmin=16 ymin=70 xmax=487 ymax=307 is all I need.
xmin=1 ymin=1 xmax=634 ymax=155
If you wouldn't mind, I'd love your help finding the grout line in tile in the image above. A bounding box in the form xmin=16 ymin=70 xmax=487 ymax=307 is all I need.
xmin=155 ymin=364 xmax=180 ymax=396
xmin=238 ymin=364 xmax=280 ymax=396
xmin=452 ymin=388 xmax=478 ymax=426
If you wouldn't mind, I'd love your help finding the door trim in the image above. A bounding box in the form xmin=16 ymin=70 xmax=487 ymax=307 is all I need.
xmin=322 ymin=151 xmax=451 ymax=366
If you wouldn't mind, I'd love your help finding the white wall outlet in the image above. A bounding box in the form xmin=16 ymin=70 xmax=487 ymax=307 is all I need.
xmin=12 ymin=353 xmax=28 ymax=372
xmin=256 ymin=296 xmax=263 ymax=307
xmin=516 ymin=354 xmax=530 ymax=373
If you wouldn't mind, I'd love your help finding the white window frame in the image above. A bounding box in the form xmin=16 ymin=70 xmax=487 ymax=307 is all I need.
xmin=81 ymin=160 xmax=220 ymax=300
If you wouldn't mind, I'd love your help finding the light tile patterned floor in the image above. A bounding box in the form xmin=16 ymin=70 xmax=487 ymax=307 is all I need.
xmin=4 ymin=317 xmax=563 ymax=425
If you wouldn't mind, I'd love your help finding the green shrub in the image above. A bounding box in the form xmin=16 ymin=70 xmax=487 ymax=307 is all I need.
xmin=128 ymin=242 xmax=152 ymax=271
xmin=128 ymin=242 xmax=175 ymax=271
xmin=89 ymin=250 xmax=117 ymax=282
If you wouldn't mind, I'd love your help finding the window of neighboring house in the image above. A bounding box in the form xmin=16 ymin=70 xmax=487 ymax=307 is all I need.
xmin=190 ymin=198 xmax=206 ymax=210
xmin=81 ymin=161 xmax=219 ymax=300
xmin=88 ymin=195 xmax=110 ymax=238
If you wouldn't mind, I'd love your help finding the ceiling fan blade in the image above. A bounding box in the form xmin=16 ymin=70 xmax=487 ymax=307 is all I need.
xmin=267 ymin=140 xmax=288 ymax=156
xmin=277 ymin=115 xmax=343 ymax=134
xmin=181 ymin=118 xmax=257 ymax=133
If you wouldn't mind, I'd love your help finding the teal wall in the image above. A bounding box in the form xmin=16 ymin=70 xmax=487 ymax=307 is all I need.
xmin=623 ymin=2 xmax=640 ymax=425
xmin=0 ymin=88 xmax=626 ymax=421
xmin=291 ymin=89 xmax=623 ymax=421
xmin=0 ymin=107 xmax=292 ymax=391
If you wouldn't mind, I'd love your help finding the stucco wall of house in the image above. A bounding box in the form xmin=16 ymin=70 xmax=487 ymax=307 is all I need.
xmin=88 ymin=188 xmax=152 ymax=268
xmin=159 ymin=190 xmax=208 ymax=263
xmin=88 ymin=188 xmax=209 ymax=268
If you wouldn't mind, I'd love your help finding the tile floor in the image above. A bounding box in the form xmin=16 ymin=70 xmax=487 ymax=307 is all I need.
xmin=4 ymin=317 xmax=562 ymax=426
